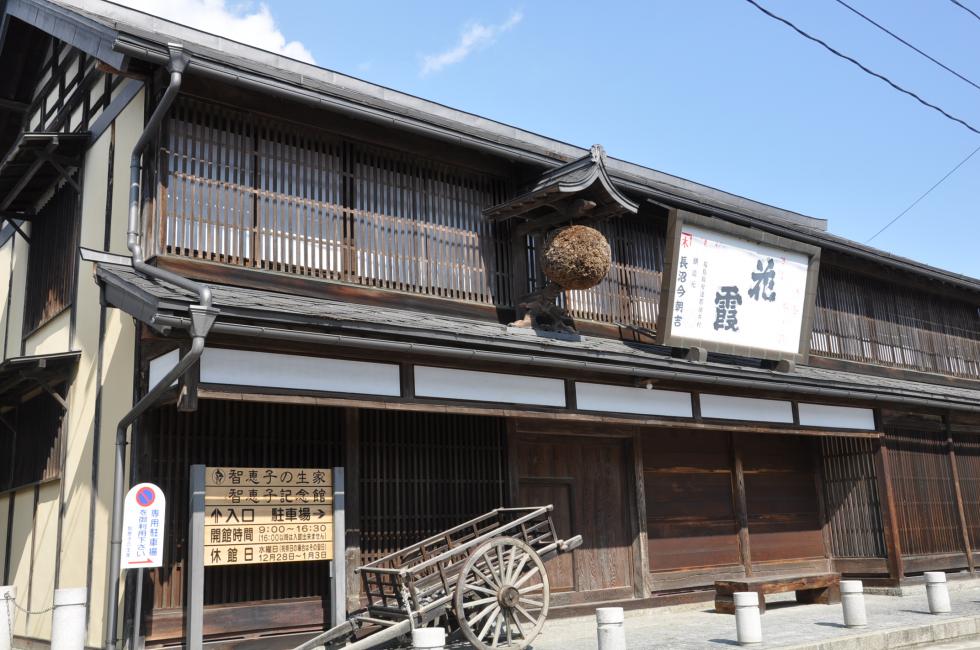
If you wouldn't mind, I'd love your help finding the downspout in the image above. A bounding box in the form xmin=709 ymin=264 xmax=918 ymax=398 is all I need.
xmin=104 ymin=43 xmax=218 ymax=650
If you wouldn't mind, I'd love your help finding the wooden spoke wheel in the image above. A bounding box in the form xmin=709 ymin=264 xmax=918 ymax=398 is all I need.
xmin=454 ymin=536 xmax=550 ymax=650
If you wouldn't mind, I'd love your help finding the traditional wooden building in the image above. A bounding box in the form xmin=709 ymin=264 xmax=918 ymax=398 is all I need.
xmin=1 ymin=0 xmax=980 ymax=648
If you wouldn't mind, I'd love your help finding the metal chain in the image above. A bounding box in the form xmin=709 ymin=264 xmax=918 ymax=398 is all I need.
xmin=4 ymin=593 xmax=55 ymax=616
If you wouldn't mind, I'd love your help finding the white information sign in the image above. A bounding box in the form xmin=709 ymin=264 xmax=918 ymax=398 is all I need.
xmin=666 ymin=224 xmax=811 ymax=356
xmin=121 ymin=482 xmax=166 ymax=569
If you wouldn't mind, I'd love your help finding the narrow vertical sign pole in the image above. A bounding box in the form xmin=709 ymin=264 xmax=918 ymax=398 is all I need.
xmin=331 ymin=467 xmax=346 ymax=628
xmin=187 ymin=465 xmax=205 ymax=650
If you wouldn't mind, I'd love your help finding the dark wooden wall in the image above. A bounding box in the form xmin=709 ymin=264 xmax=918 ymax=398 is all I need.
xmin=0 ymin=385 xmax=65 ymax=491
xmin=742 ymin=436 xmax=825 ymax=566
xmin=644 ymin=430 xmax=739 ymax=573
xmin=510 ymin=428 xmax=635 ymax=605
xmin=140 ymin=400 xmax=345 ymax=641
xmin=819 ymin=437 xmax=886 ymax=559
xmin=140 ymin=402 xmax=507 ymax=643
xmin=885 ymin=427 xmax=963 ymax=558
xmin=359 ymin=410 xmax=506 ymax=564
xmin=954 ymin=432 xmax=980 ymax=552
xmin=23 ymin=182 xmax=79 ymax=334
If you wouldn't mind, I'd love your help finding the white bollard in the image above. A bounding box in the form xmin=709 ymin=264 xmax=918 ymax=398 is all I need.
xmin=411 ymin=627 xmax=445 ymax=650
xmin=50 ymin=588 xmax=86 ymax=650
xmin=840 ymin=580 xmax=867 ymax=628
xmin=0 ymin=586 xmax=15 ymax=650
xmin=925 ymin=572 xmax=951 ymax=614
xmin=734 ymin=592 xmax=762 ymax=645
xmin=596 ymin=607 xmax=626 ymax=650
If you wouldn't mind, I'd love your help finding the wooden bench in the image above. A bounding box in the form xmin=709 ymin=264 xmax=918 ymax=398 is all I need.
xmin=714 ymin=573 xmax=840 ymax=614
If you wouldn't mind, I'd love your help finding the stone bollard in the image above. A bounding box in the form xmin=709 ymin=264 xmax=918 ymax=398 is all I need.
xmin=925 ymin=572 xmax=951 ymax=614
xmin=0 ymin=586 xmax=15 ymax=650
xmin=840 ymin=580 xmax=867 ymax=628
xmin=596 ymin=607 xmax=626 ymax=650
xmin=734 ymin=592 xmax=762 ymax=645
xmin=50 ymin=588 xmax=86 ymax=650
xmin=411 ymin=627 xmax=445 ymax=650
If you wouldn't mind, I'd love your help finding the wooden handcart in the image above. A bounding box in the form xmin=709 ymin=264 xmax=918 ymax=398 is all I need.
xmin=293 ymin=506 xmax=582 ymax=650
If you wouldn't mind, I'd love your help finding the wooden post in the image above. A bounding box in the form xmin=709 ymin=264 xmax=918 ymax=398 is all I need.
xmin=873 ymin=436 xmax=904 ymax=583
xmin=631 ymin=431 xmax=651 ymax=598
xmin=730 ymin=433 xmax=753 ymax=577
xmin=344 ymin=408 xmax=362 ymax=613
xmin=945 ymin=415 xmax=975 ymax=574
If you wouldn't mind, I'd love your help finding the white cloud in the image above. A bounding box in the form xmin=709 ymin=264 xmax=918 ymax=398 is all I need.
xmin=113 ymin=0 xmax=315 ymax=64
xmin=421 ymin=10 xmax=523 ymax=76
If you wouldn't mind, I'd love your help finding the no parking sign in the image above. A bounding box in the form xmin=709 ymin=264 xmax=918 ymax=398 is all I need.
xmin=121 ymin=482 xmax=167 ymax=569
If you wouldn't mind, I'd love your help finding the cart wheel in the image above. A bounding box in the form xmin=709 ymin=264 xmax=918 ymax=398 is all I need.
xmin=454 ymin=536 xmax=550 ymax=650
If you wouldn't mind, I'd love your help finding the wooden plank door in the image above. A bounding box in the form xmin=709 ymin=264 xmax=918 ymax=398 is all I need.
xmin=740 ymin=435 xmax=829 ymax=573
xmin=512 ymin=434 xmax=634 ymax=606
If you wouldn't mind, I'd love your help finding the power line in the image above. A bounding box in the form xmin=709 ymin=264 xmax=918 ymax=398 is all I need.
xmin=949 ymin=0 xmax=980 ymax=23
xmin=743 ymin=0 xmax=980 ymax=135
xmin=833 ymin=0 xmax=980 ymax=93
xmin=866 ymin=143 xmax=980 ymax=242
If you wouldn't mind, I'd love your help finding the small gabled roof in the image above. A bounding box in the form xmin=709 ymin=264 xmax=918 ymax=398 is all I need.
xmin=484 ymin=145 xmax=639 ymax=224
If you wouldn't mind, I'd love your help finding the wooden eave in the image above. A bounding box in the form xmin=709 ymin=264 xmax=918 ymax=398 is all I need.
xmin=0 ymin=350 xmax=79 ymax=407
xmin=95 ymin=261 xmax=980 ymax=414
xmin=0 ymin=131 xmax=89 ymax=216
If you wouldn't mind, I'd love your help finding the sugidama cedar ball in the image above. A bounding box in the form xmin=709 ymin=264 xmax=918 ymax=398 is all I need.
xmin=541 ymin=225 xmax=612 ymax=290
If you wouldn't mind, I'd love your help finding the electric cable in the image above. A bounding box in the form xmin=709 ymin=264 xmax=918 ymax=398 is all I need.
xmin=833 ymin=0 xmax=980 ymax=93
xmin=867 ymin=143 xmax=980 ymax=242
xmin=744 ymin=0 xmax=980 ymax=135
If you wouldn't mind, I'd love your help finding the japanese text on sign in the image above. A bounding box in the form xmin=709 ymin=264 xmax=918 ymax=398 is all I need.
xmin=203 ymin=467 xmax=333 ymax=566
xmin=668 ymin=224 xmax=811 ymax=355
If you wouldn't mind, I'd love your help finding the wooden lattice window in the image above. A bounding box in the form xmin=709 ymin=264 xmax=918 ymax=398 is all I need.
xmin=23 ymin=182 xmax=79 ymax=334
xmin=811 ymin=265 xmax=980 ymax=379
xmin=153 ymin=97 xmax=514 ymax=306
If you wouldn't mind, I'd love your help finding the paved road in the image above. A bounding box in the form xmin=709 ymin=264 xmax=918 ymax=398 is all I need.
xmin=517 ymin=581 xmax=980 ymax=649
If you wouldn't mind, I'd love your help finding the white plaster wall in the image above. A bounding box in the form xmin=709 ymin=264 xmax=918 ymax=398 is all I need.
xmin=22 ymin=309 xmax=71 ymax=356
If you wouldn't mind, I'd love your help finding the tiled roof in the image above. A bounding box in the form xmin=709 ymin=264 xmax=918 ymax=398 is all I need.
xmin=96 ymin=262 xmax=980 ymax=409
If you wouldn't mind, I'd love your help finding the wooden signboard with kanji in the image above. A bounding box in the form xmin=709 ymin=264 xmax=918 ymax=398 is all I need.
xmin=203 ymin=466 xmax=333 ymax=566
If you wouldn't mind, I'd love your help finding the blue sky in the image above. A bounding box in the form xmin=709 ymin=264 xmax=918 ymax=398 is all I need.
xmin=131 ymin=0 xmax=980 ymax=278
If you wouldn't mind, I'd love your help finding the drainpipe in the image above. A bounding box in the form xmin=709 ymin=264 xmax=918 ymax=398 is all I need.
xmin=104 ymin=44 xmax=218 ymax=650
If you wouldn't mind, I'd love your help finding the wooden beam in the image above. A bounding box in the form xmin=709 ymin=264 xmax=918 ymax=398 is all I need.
xmin=730 ymin=433 xmax=753 ymax=577
xmin=193 ymin=385 xmax=884 ymax=439
xmin=945 ymin=415 xmax=975 ymax=574
xmin=873 ymin=435 xmax=904 ymax=582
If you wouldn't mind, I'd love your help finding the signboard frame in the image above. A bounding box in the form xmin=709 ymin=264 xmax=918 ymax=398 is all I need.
xmin=656 ymin=209 xmax=822 ymax=363
xmin=185 ymin=465 xmax=345 ymax=650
